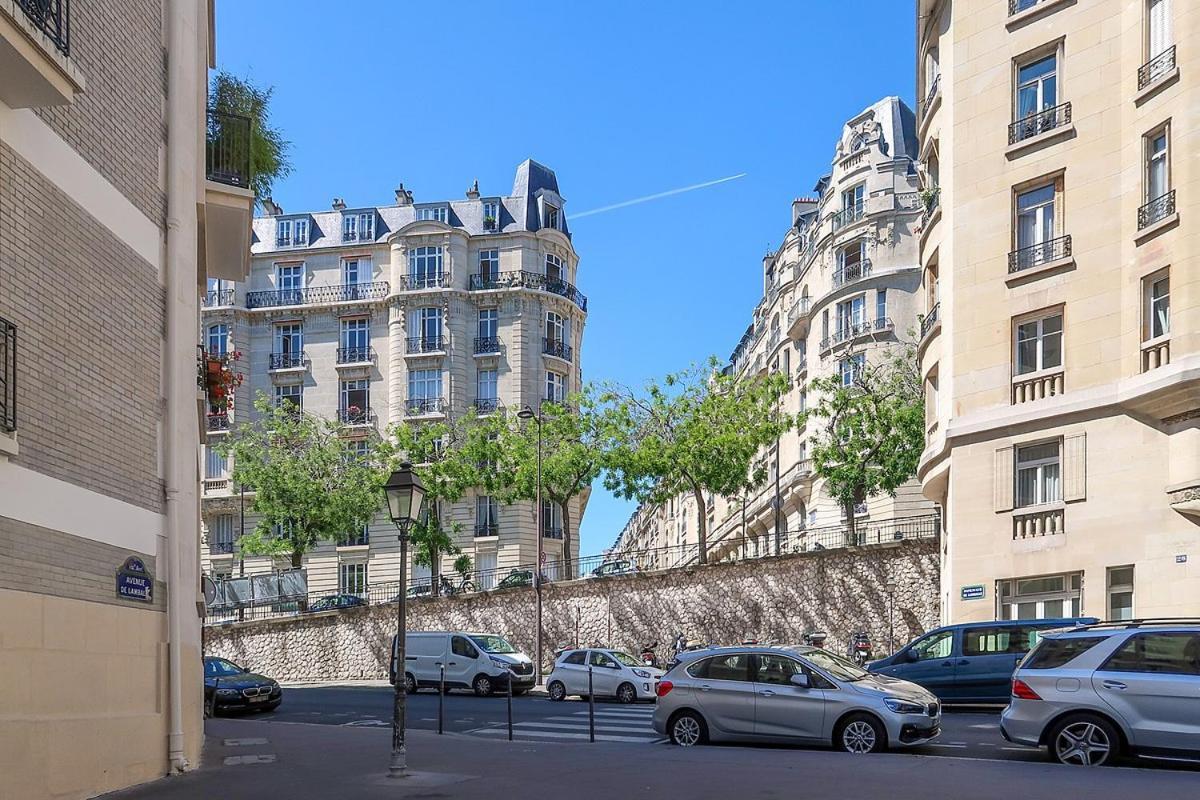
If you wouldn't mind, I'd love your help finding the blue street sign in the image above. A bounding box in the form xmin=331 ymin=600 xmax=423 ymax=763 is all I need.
xmin=961 ymin=585 xmax=985 ymax=601
xmin=116 ymin=556 xmax=154 ymax=602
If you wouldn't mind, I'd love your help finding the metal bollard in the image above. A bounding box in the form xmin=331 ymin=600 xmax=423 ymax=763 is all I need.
xmin=438 ymin=662 xmax=445 ymax=735
xmin=588 ymin=666 xmax=595 ymax=743
xmin=507 ymin=669 xmax=514 ymax=741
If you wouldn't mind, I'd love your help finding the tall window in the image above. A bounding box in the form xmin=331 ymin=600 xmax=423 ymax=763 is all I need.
xmin=546 ymin=371 xmax=567 ymax=403
xmin=206 ymin=323 xmax=228 ymax=356
xmin=476 ymin=495 xmax=499 ymax=534
xmin=545 ymin=253 xmax=563 ymax=282
xmin=477 ymin=368 xmax=497 ymax=402
xmin=842 ymin=183 xmax=864 ymax=213
xmin=479 ymin=249 xmax=499 ymax=282
xmin=1015 ymin=441 xmax=1060 ymax=508
xmin=408 ymin=246 xmax=443 ymax=287
xmin=840 ymin=353 xmax=865 ymax=387
xmin=542 ymin=500 xmax=564 ymax=536
xmin=836 ymin=296 xmax=865 ymax=335
xmin=274 ymin=322 xmax=303 ymax=362
xmin=546 ymin=311 xmax=567 ymax=344
xmin=205 ymin=445 xmax=227 ymax=479
xmin=342 ymin=257 xmax=370 ymax=286
xmin=1016 ymin=54 xmax=1057 ymax=119
xmin=1015 ymin=312 xmax=1063 ymax=374
xmin=408 ymin=369 xmax=442 ymax=401
xmin=340 ymin=317 xmax=369 ymax=356
xmin=483 ymin=200 xmax=500 ymax=230
xmin=275 ymin=384 xmax=302 ymax=412
xmin=276 ymin=218 xmax=292 ymax=247
xmin=410 ymin=307 xmax=442 ymax=347
xmin=276 ymin=263 xmax=303 ymax=292
xmin=821 ymin=309 xmax=829 ymax=342
xmin=294 ymin=219 xmax=309 ymax=245
xmin=836 ymin=240 xmax=865 ymax=279
xmin=1144 ymin=271 xmax=1170 ymax=340
xmin=1148 ymin=0 xmax=1173 ymax=59
xmin=478 ymin=308 xmax=498 ymax=340
xmin=340 ymin=379 xmax=369 ymax=419
xmin=339 ymin=563 xmax=367 ymax=596
xmin=343 ymin=212 xmax=374 ymax=242
xmin=1146 ymin=128 xmax=1169 ymax=202
xmin=416 ymin=206 xmax=448 ymax=223
xmin=876 ymin=289 xmax=887 ymax=323
xmin=210 ymin=514 xmax=235 ymax=546
xmin=1107 ymin=566 xmax=1135 ymax=621
xmin=543 ymin=203 xmax=560 ymax=230
xmin=1016 ymin=183 xmax=1056 ymax=253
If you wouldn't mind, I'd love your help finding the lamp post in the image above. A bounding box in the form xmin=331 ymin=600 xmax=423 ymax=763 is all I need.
xmin=383 ymin=462 xmax=426 ymax=780
xmin=885 ymin=578 xmax=898 ymax=655
xmin=517 ymin=404 xmax=544 ymax=685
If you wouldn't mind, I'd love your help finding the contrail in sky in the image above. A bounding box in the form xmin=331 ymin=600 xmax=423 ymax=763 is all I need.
xmin=571 ymin=172 xmax=748 ymax=219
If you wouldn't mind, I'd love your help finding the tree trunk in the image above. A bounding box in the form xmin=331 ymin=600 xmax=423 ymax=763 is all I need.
xmin=560 ymin=498 xmax=573 ymax=579
xmin=291 ymin=548 xmax=307 ymax=611
xmin=692 ymin=487 xmax=708 ymax=565
xmin=430 ymin=501 xmax=442 ymax=597
xmin=845 ymin=499 xmax=858 ymax=547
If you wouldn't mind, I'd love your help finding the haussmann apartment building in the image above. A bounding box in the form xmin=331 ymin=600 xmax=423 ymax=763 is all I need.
xmin=200 ymin=160 xmax=588 ymax=598
xmin=1 ymin=0 xmax=254 ymax=797
xmin=916 ymin=0 xmax=1198 ymax=623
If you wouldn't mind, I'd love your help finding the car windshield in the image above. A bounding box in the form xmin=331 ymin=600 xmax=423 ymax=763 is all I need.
xmin=470 ymin=635 xmax=516 ymax=654
xmin=205 ymin=658 xmax=245 ymax=677
xmin=801 ymin=649 xmax=869 ymax=681
xmin=611 ymin=651 xmax=642 ymax=667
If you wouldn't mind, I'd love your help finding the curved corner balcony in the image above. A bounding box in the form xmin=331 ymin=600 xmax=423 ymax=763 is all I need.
xmin=830 ymin=202 xmax=866 ymax=233
xmin=543 ymin=338 xmax=573 ymax=362
xmin=469 ymin=271 xmax=588 ymax=312
xmin=831 ymin=260 xmax=872 ymax=290
xmin=406 ymin=336 xmax=445 ymax=355
xmin=397 ymin=272 xmax=448 ymax=291
xmin=245 ymin=281 xmax=389 ymax=309
xmin=404 ymin=398 xmax=445 ymax=417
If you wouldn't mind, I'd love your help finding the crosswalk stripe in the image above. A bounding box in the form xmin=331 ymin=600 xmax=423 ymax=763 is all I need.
xmin=542 ymin=715 xmax=649 ymax=725
xmin=511 ymin=721 xmax=653 ymax=734
xmin=472 ymin=728 xmax=658 ymax=743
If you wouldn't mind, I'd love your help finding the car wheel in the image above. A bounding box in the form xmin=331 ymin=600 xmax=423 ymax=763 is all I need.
xmin=835 ymin=713 xmax=886 ymax=754
xmin=473 ymin=675 xmax=494 ymax=697
xmin=404 ymin=673 xmax=417 ymax=694
xmin=548 ymin=681 xmax=567 ymax=702
xmin=669 ymin=711 xmax=707 ymax=747
xmin=1049 ymin=714 xmax=1118 ymax=767
xmin=617 ymin=682 xmax=637 ymax=704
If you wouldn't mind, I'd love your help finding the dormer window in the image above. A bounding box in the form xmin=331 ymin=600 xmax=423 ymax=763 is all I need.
xmin=543 ymin=203 xmax=560 ymax=231
xmin=483 ymin=200 xmax=500 ymax=232
xmin=276 ymin=217 xmax=309 ymax=247
xmin=343 ymin=212 xmax=375 ymax=242
xmin=417 ymin=206 xmax=448 ymax=223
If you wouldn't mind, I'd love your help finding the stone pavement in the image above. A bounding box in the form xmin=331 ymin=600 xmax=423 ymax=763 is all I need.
xmin=98 ymin=717 xmax=1200 ymax=800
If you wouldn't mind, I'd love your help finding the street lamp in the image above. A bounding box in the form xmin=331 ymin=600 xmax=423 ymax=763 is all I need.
xmin=383 ymin=462 xmax=426 ymax=780
xmin=517 ymin=404 xmax=544 ymax=685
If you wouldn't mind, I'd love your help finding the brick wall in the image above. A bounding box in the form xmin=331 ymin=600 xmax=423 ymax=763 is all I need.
xmin=0 ymin=143 xmax=165 ymax=513
xmin=32 ymin=0 xmax=167 ymax=223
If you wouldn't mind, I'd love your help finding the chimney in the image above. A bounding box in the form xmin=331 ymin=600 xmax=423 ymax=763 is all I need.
xmin=394 ymin=183 xmax=413 ymax=206
xmin=332 ymin=197 xmax=346 ymax=211
xmin=466 ymin=179 xmax=480 ymax=200
xmin=261 ymin=198 xmax=282 ymax=216
xmin=792 ymin=196 xmax=819 ymax=225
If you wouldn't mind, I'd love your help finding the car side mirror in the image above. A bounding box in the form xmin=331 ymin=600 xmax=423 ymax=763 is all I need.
xmin=789 ymin=673 xmax=810 ymax=689
xmin=904 ymin=649 xmax=920 ymax=663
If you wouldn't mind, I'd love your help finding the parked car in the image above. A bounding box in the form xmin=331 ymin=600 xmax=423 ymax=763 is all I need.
xmin=590 ymin=560 xmax=637 ymax=578
xmin=390 ymin=631 xmax=536 ymax=697
xmin=306 ymin=593 xmax=367 ymax=613
xmin=203 ymin=656 xmax=282 ymax=713
xmin=1001 ymin=620 xmax=1200 ymax=767
xmin=869 ymin=618 xmax=1097 ymax=703
xmin=547 ymin=648 xmax=663 ymax=703
xmin=496 ymin=569 xmax=536 ymax=589
xmin=654 ymin=645 xmax=940 ymax=752
xmin=403 ymin=583 xmax=433 ymax=600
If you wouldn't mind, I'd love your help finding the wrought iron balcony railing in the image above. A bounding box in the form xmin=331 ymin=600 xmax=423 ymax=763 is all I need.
xmin=1138 ymin=190 xmax=1175 ymax=230
xmin=209 ymin=540 xmax=235 ymax=555
xmin=1009 ymin=0 xmax=1046 ymax=15
xmin=469 ymin=270 xmax=588 ymax=312
xmin=269 ymin=352 xmax=305 ymax=370
xmin=472 ymin=398 xmax=500 ymax=413
xmin=474 ymin=523 xmax=499 ymax=538
xmin=831 ymin=202 xmax=865 ymax=232
xmin=407 ymin=336 xmax=445 ymax=354
xmin=17 ymin=0 xmax=69 ymax=56
xmin=337 ymin=407 xmax=373 ymax=426
xmin=474 ymin=336 xmax=501 ymax=354
xmin=337 ymin=346 xmax=374 ymax=364
xmin=245 ymin=281 xmax=389 ymax=309
xmin=205 ymin=110 xmax=252 ymax=189
xmin=821 ymin=320 xmax=875 ymax=351
xmin=1 ymin=316 xmax=15 ymax=433
xmin=919 ymin=74 xmax=940 ymax=119
xmin=1008 ymin=234 xmax=1072 ymax=274
xmin=203 ymin=288 xmax=235 ymax=307
xmin=1008 ymin=102 xmax=1071 ymax=145
xmin=206 ymin=412 xmax=230 ymax=432
xmin=398 ymin=272 xmax=447 ymax=290
xmin=543 ymin=337 xmax=573 ymax=361
xmin=405 ymin=398 xmax=445 ymax=416
xmin=343 ymin=530 xmax=369 ymax=547
xmin=1138 ymin=45 xmax=1176 ymax=91
xmin=543 ymin=526 xmax=564 ymax=540
xmin=832 ymin=260 xmax=871 ymax=289
xmin=920 ymin=302 xmax=941 ymax=340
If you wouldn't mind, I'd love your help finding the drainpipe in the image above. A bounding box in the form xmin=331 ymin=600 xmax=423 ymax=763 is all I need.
xmin=165 ymin=0 xmax=202 ymax=773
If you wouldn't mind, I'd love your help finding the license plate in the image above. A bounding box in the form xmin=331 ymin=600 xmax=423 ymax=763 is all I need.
xmin=249 ymin=695 xmax=268 ymax=703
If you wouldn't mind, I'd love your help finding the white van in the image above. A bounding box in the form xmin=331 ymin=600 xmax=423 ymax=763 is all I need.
xmin=390 ymin=631 xmax=535 ymax=697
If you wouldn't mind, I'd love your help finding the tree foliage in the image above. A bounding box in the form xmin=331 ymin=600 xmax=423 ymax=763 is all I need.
xmin=803 ymin=343 xmax=924 ymax=541
xmin=209 ymin=70 xmax=293 ymax=206
xmin=215 ymin=396 xmax=385 ymax=567
xmin=600 ymin=360 xmax=793 ymax=563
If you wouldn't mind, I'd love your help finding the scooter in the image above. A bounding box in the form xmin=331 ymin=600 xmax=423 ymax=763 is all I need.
xmin=849 ymin=631 xmax=872 ymax=667
xmin=802 ymin=631 xmax=828 ymax=648
xmin=640 ymin=642 xmax=660 ymax=668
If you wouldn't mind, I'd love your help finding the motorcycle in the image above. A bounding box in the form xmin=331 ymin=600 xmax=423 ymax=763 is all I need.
xmin=849 ymin=631 xmax=872 ymax=667
xmin=640 ymin=642 xmax=660 ymax=669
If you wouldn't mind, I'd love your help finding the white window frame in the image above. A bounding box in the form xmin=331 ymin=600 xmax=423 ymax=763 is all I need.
xmin=340 ymin=317 xmax=370 ymax=351
xmin=543 ymin=203 xmax=560 ymax=230
xmin=479 ymin=249 xmax=499 ymax=281
xmin=483 ymin=201 xmax=500 ymax=230
xmin=274 ymin=383 xmax=302 ymax=412
xmin=276 ymin=263 xmax=304 ymax=291
xmin=342 ymin=257 xmax=370 ymax=286
xmin=1145 ymin=125 xmax=1170 ymax=203
xmin=1147 ymin=0 xmax=1173 ymax=60
xmin=340 ymin=378 xmax=369 ymax=414
xmin=1143 ymin=270 xmax=1170 ymax=341
xmin=276 ymin=218 xmax=292 ymax=246
xmin=408 ymin=369 xmax=442 ymax=401
xmin=409 ymin=246 xmax=444 ymax=286
xmin=210 ymin=514 xmax=235 ymax=545
xmin=545 ymin=253 xmax=564 ymax=282
xmin=1014 ymin=311 xmax=1063 ymax=375
xmin=546 ymin=311 xmax=566 ymax=344
xmin=545 ymin=370 xmax=567 ymax=403
xmin=205 ymin=445 xmax=228 ymax=479
xmin=1015 ymin=52 xmax=1058 ymax=120
xmin=274 ymin=322 xmax=303 ymax=357
xmin=998 ymin=572 xmax=1082 ymax=620
xmin=417 ymin=206 xmax=448 ymax=223
xmin=477 ymin=495 xmax=499 ymax=527
xmin=842 ymin=183 xmax=864 ymax=214
xmin=1107 ymin=566 xmax=1135 ymax=621
xmin=339 ymin=563 xmax=368 ymax=596
xmin=1015 ymin=182 xmax=1056 ymax=252
xmin=206 ymin=323 xmax=228 ymax=356
xmin=294 ymin=218 xmax=309 ymax=246
xmin=1015 ymin=440 xmax=1061 ymax=508
xmin=836 ymin=296 xmax=866 ymax=334
xmin=478 ymin=308 xmax=498 ymax=340
xmin=477 ymin=368 xmax=497 ymax=401
xmin=840 ymin=353 xmax=865 ymax=387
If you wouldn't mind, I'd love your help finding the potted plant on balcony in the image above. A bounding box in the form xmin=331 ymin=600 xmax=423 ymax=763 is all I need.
xmin=202 ymin=350 xmax=245 ymax=412
xmin=483 ymin=214 xmax=497 ymax=231
xmin=919 ymin=186 xmax=940 ymax=213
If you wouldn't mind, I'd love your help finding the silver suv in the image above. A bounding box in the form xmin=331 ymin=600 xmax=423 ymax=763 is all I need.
xmin=653 ymin=645 xmax=940 ymax=753
xmin=1001 ymin=620 xmax=1200 ymax=766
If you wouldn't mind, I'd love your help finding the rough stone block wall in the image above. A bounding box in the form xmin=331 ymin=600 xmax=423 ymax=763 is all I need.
xmin=205 ymin=539 xmax=940 ymax=680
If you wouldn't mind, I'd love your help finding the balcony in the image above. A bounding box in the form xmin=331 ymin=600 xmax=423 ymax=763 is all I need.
xmin=406 ymin=336 xmax=445 ymax=354
xmin=269 ymin=352 xmax=305 ymax=371
xmin=206 ymin=412 xmax=230 ymax=433
xmin=920 ymin=302 xmax=940 ymax=342
xmin=1008 ymin=235 xmax=1071 ymax=275
xmin=203 ymin=110 xmax=254 ymax=283
xmin=918 ymin=74 xmax=940 ymax=122
xmin=831 ymin=203 xmax=866 ymax=232
xmin=1141 ymin=338 xmax=1170 ymax=372
xmin=203 ymin=478 xmax=231 ymax=495
xmin=543 ymin=526 xmax=564 ymax=540
xmin=1 ymin=0 xmax=82 ymax=108
xmin=1012 ymin=505 xmax=1064 ymax=540
xmin=787 ymin=296 xmax=811 ymax=326
xmin=1012 ymin=369 xmax=1064 ymax=404
xmin=209 ymin=540 xmax=235 ymax=555
xmin=473 ymin=336 xmax=501 ymax=355
xmin=203 ymin=288 xmax=235 ymax=308
xmin=543 ymin=338 xmax=573 ymax=362
xmin=831 ymin=260 xmax=871 ymax=289
xmin=472 ymin=398 xmax=500 ymax=414
xmin=405 ymin=398 xmax=445 ymax=416
xmin=336 ymin=346 xmax=374 ymax=365
xmin=245 ymin=281 xmax=389 ymax=309
xmin=0 ymin=316 xmax=14 ymax=436
xmin=474 ymin=523 xmax=499 ymax=538
xmin=469 ymin=270 xmax=588 ymax=312
xmin=337 ymin=407 xmax=373 ymax=426
xmin=1138 ymin=45 xmax=1177 ymax=93
xmin=1138 ymin=190 xmax=1176 ymax=231
xmin=820 ymin=319 xmax=890 ymax=353
xmin=342 ymin=530 xmax=369 ymax=547
xmin=399 ymin=272 xmax=448 ymax=291
xmin=1007 ymin=102 xmax=1072 ymax=148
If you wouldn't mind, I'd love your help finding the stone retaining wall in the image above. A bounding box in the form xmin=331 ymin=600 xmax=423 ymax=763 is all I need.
xmin=204 ymin=538 xmax=940 ymax=681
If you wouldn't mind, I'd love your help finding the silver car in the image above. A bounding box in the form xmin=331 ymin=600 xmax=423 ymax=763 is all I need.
xmin=653 ymin=645 xmax=940 ymax=753
xmin=548 ymin=648 xmax=664 ymax=703
xmin=1001 ymin=620 xmax=1200 ymax=767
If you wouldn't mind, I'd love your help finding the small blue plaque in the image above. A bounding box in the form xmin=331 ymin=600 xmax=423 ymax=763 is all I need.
xmin=116 ymin=556 xmax=154 ymax=603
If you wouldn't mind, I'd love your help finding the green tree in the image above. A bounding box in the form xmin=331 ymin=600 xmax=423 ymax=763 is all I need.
xmin=477 ymin=391 xmax=607 ymax=576
xmin=208 ymin=70 xmax=292 ymax=205
xmin=215 ymin=396 xmax=385 ymax=568
xmin=803 ymin=343 xmax=924 ymax=544
xmin=600 ymin=361 xmax=793 ymax=564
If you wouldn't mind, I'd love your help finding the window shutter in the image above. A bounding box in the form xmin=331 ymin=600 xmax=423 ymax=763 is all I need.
xmin=1149 ymin=0 xmax=1171 ymax=57
xmin=1063 ymin=432 xmax=1087 ymax=502
xmin=994 ymin=446 xmax=1014 ymax=512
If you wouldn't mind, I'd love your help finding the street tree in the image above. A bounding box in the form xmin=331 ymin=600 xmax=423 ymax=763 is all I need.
xmin=208 ymin=70 xmax=292 ymax=206
xmin=803 ymin=343 xmax=924 ymax=544
xmin=215 ymin=395 xmax=385 ymax=569
xmin=600 ymin=361 xmax=792 ymax=564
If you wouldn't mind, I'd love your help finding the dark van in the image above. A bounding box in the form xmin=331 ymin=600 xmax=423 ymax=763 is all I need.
xmin=869 ymin=618 xmax=1097 ymax=703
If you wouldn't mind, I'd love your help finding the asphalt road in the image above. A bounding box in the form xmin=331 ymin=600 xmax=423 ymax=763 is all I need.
xmin=230 ymin=685 xmax=1165 ymax=767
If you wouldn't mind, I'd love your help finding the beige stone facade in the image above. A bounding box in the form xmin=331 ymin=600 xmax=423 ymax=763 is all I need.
xmin=916 ymin=0 xmax=1199 ymax=624
xmin=1 ymin=1 xmax=249 ymax=797
xmin=613 ymin=97 xmax=938 ymax=566
xmin=200 ymin=161 xmax=588 ymax=597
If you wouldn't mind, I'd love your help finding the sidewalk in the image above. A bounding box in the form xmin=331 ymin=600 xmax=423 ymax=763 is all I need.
xmin=280 ymin=678 xmax=550 ymax=696
xmin=98 ymin=717 xmax=1200 ymax=800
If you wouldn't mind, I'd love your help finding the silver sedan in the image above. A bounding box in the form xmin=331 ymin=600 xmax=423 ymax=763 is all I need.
xmin=653 ymin=645 xmax=940 ymax=753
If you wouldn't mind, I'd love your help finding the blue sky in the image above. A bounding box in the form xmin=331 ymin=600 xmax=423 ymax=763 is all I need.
xmin=215 ymin=0 xmax=916 ymax=555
